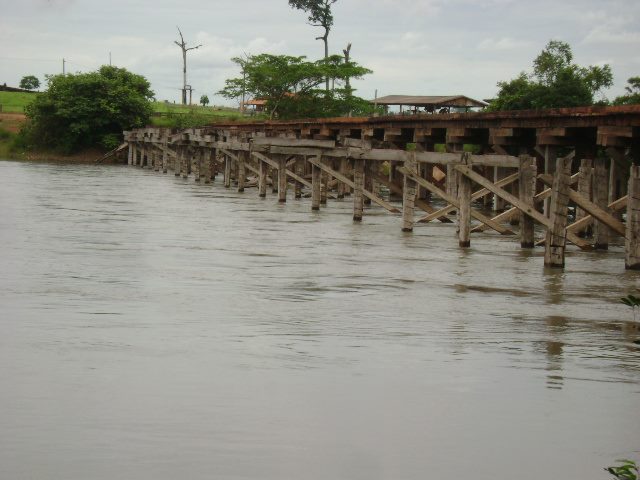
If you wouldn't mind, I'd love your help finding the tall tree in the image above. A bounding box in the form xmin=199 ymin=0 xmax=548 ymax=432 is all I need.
xmin=174 ymin=27 xmax=202 ymax=105
xmin=489 ymin=40 xmax=613 ymax=111
xmin=19 ymin=75 xmax=40 ymax=91
xmin=218 ymin=53 xmax=371 ymax=119
xmin=288 ymin=0 xmax=338 ymax=91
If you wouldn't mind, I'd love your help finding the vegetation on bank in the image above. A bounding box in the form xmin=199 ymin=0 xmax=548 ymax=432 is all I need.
xmin=21 ymin=66 xmax=154 ymax=153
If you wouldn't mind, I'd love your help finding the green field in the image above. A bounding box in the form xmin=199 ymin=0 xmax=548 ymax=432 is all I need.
xmin=0 ymin=91 xmax=265 ymax=126
xmin=0 ymin=91 xmax=38 ymax=113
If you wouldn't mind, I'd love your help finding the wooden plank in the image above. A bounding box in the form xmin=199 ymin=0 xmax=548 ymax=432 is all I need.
xmin=538 ymin=174 xmax=626 ymax=236
xmin=397 ymin=166 xmax=515 ymax=236
xmin=454 ymin=165 xmax=591 ymax=249
xmin=544 ymin=157 xmax=573 ymax=268
xmin=307 ymin=158 xmax=401 ymax=214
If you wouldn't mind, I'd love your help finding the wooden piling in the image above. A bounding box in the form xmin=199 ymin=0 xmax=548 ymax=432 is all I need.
xmin=625 ymin=165 xmax=640 ymax=270
xmin=128 ymin=144 xmax=134 ymax=165
xmin=338 ymin=158 xmax=347 ymax=199
xmin=576 ymin=158 xmax=593 ymax=222
xmin=364 ymin=161 xmax=373 ymax=206
xmin=162 ymin=147 xmax=168 ymax=174
xmin=237 ymin=151 xmax=246 ymax=192
xmin=320 ymin=170 xmax=328 ymax=205
xmin=174 ymin=147 xmax=181 ymax=176
xmin=593 ymin=157 xmax=609 ymax=249
xmin=401 ymin=150 xmax=418 ymax=232
xmin=543 ymin=145 xmax=557 ymax=217
xmin=456 ymin=170 xmax=471 ymax=247
xmin=182 ymin=148 xmax=189 ymax=179
xmin=311 ymin=161 xmax=321 ymax=211
xmin=224 ymin=155 xmax=231 ymax=188
xmin=202 ymin=149 xmax=212 ymax=183
xmin=258 ymin=159 xmax=267 ymax=198
xmin=294 ymin=159 xmax=303 ymax=199
xmin=278 ymin=155 xmax=287 ymax=202
xmin=544 ymin=156 xmax=573 ymax=268
xmin=519 ymin=155 xmax=537 ymax=248
xmin=353 ymin=158 xmax=364 ymax=221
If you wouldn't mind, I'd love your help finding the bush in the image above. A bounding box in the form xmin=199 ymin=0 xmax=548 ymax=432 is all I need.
xmin=24 ymin=66 xmax=154 ymax=153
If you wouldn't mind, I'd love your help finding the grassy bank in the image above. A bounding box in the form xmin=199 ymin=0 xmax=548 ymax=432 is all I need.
xmin=149 ymin=101 xmax=266 ymax=128
xmin=0 ymin=91 xmax=38 ymax=113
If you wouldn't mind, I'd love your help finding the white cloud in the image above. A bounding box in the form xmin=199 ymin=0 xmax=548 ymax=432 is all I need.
xmin=477 ymin=37 xmax=531 ymax=51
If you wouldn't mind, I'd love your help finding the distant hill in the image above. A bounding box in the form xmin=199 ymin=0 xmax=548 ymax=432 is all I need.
xmin=0 ymin=84 xmax=38 ymax=94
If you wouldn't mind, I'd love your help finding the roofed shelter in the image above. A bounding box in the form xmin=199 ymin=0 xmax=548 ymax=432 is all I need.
xmin=371 ymin=95 xmax=488 ymax=114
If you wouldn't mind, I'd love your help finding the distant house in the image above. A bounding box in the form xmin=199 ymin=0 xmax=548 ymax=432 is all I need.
xmin=241 ymin=99 xmax=267 ymax=113
xmin=370 ymin=95 xmax=488 ymax=114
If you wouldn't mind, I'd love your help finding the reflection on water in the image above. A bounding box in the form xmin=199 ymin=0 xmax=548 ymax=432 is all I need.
xmin=0 ymin=160 xmax=639 ymax=480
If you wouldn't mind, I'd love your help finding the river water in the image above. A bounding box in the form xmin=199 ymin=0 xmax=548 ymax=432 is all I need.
xmin=0 ymin=160 xmax=638 ymax=480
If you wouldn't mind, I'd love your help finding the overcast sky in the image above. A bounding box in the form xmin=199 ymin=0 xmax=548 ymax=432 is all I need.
xmin=1 ymin=0 xmax=639 ymax=106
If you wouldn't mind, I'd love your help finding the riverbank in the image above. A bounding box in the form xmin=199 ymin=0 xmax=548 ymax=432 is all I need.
xmin=0 ymin=113 xmax=118 ymax=163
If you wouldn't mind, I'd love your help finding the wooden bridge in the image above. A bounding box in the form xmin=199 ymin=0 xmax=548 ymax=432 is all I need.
xmin=123 ymin=105 xmax=640 ymax=270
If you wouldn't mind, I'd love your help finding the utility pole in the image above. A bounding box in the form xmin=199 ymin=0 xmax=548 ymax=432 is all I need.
xmin=174 ymin=27 xmax=202 ymax=105
xmin=62 ymin=58 xmax=66 ymax=75
xmin=109 ymin=52 xmax=112 ymax=66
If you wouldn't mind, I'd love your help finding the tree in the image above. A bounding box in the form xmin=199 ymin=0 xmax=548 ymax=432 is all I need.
xmin=289 ymin=0 xmax=338 ymax=91
xmin=217 ymin=53 xmax=371 ymax=119
xmin=489 ymin=40 xmax=613 ymax=111
xmin=19 ymin=75 xmax=40 ymax=91
xmin=200 ymin=94 xmax=210 ymax=107
xmin=613 ymin=77 xmax=640 ymax=105
xmin=24 ymin=65 xmax=154 ymax=152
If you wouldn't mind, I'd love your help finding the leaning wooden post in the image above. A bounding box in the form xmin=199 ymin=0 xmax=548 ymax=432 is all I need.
xmin=353 ymin=158 xmax=365 ymax=221
xmin=625 ymin=164 xmax=640 ymax=270
xmin=544 ymin=156 xmax=573 ymax=268
xmin=593 ymin=157 xmax=609 ymax=249
xmin=401 ymin=146 xmax=418 ymax=232
xmin=519 ymin=155 xmax=537 ymax=248
xmin=237 ymin=150 xmax=246 ymax=192
xmin=127 ymin=143 xmax=134 ymax=165
xmin=543 ymin=145 xmax=557 ymax=217
xmin=224 ymin=154 xmax=232 ymax=188
xmin=457 ymin=153 xmax=472 ymax=247
xmin=311 ymin=159 xmax=321 ymax=211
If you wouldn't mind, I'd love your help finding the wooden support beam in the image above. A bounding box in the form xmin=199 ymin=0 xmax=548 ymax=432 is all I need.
xmin=251 ymin=151 xmax=312 ymax=190
xmin=592 ymin=158 xmax=609 ymax=249
xmin=519 ymin=155 xmax=537 ymax=248
xmin=417 ymin=172 xmax=518 ymax=223
xmin=454 ymin=165 xmax=590 ymax=248
xmin=576 ymin=158 xmax=593 ymax=222
xmin=402 ymin=151 xmax=418 ymax=232
xmin=457 ymin=154 xmax=472 ymax=247
xmin=224 ymin=154 xmax=231 ymax=188
xmin=237 ymin=150 xmax=247 ymax=192
xmin=307 ymin=158 xmax=400 ymax=214
xmin=311 ymin=161 xmax=321 ymax=211
xmin=371 ymin=172 xmax=453 ymax=223
xmin=626 ymin=165 xmax=640 ymax=270
xmin=538 ymin=174 xmax=625 ymax=236
xmin=278 ymin=155 xmax=287 ymax=203
xmin=544 ymin=157 xmax=573 ymax=267
xmin=353 ymin=159 xmax=365 ymax=221
xmin=398 ymin=166 xmax=515 ymax=236
xmin=258 ymin=158 xmax=267 ymax=198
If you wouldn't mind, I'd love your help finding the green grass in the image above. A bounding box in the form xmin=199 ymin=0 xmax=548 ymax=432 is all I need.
xmin=0 ymin=91 xmax=38 ymax=113
xmin=150 ymin=101 xmax=266 ymax=127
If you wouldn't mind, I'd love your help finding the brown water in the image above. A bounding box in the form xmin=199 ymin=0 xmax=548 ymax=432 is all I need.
xmin=0 ymin=160 xmax=638 ymax=480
